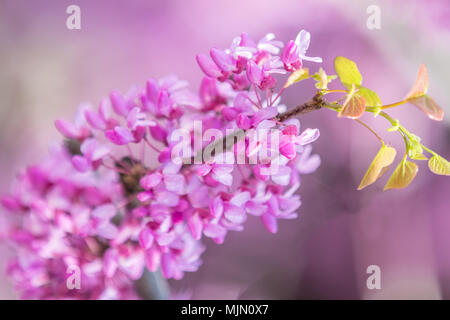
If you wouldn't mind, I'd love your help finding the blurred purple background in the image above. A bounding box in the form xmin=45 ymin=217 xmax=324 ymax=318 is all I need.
xmin=1 ymin=0 xmax=449 ymax=299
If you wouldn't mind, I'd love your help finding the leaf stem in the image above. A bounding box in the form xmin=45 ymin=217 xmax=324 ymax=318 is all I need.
xmin=421 ymin=144 xmax=437 ymax=156
xmin=354 ymin=119 xmax=384 ymax=143
xmin=381 ymin=100 xmax=407 ymax=109
xmin=324 ymin=89 xmax=348 ymax=94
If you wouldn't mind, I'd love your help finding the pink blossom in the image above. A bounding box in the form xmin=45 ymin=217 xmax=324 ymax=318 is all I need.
xmin=281 ymin=30 xmax=322 ymax=71
xmin=2 ymin=30 xmax=322 ymax=299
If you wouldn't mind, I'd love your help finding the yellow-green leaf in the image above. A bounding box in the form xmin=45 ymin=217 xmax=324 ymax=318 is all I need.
xmin=407 ymin=134 xmax=427 ymax=160
xmin=334 ymin=56 xmax=362 ymax=89
xmin=358 ymin=87 xmax=382 ymax=107
xmin=338 ymin=85 xmax=366 ymax=119
xmin=428 ymin=154 xmax=450 ymax=176
xmin=407 ymin=95 xmax=444 ymax=121
xmin=410 ymin=153 xmax=428 ymax=161
xmin=384 ymin=160 xmax=418 ymax=190
xmin=358 ymin=145 xmax=397 ymax=190
xmin=313 ymin=67 xmax=336 ymax=90
xmin=284 ymin=68 xmax=309 ymax=88
xmin=405 ymin=64 xmax=428 ymax=100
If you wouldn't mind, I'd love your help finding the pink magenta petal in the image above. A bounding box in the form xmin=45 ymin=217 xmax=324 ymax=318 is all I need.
xmin=109 ymin=91 xmax=129 ymax=117
xmin=203 ymin=223 xmax=226 ymax=239
xmin=84 ymin=108 xmax=106 ymax=130
xmin=149 ymin=124 xmax=167 ymax=142
xmin=140 ymin=173 xmax=162 ymax=189
xmin=105 ymin=126 xmax=134 ymax=145
xmin=91 ymin=145 xmax=110 ymax=161
xmin=91 ymin=204 xmax=116 ymax=220
xmin=55 ymin=119 xmax=81 ymax=139
xmin=80 ymin=138 xmax=96 ymax=157
xmin=224 ymin=206 xmax=247 ymax=224
xmin=210 ymin=48 xmax=236 ymax=73
xmin=272 ymin=166 xmax=292 ymax=186
xmin=252 ymin=107 xmax=278 ymax=126
xmin=297 ymin=128 xmax=320 ymax=145
xmin=187 ymin=214 xmax=203 ymax=240
xmin=145 ymin=248 xmax=161 ymax=272
xmin=156 ymin=232 xmax=176 ymax=246
xmin=299 ymin=153 xmax=321 ymax=174
xmin=246 ymin=201 xmax=268 ymax=216
xmin=164 ymin=174 xmax=186 ymax=194
xmin=137 ymin=191 xmax=153 ymax=202
xmin=196 ymin=164 xmax=212 ymax=176
xmin=103 ymin=249 xmax=119 ymax=278
xmin=1 ymin=195 xmax=20 ymax=211
xmin=155 ymin=191 xmax=179 ymax=207
xmin=196 ymin=54 xmax=222 ymax=78
xmin=281 ymin=40 xmax=299 ymax=66
xmin=246 ymin=60 xmax=264 ymax=85
xmin=157 ymin=90 xmax=172 ymax=116
xmin=261 ymin=212 xmax=278 ymax=234
xmin=211 ymin=170 xmax=233 ymax=186
xmin=71 ymin=155 xmax=90 ymax=172
xmin=161 ymin=253 xmax=175 ymax=279
xmin=138 ymin=228 xmax=154 ymax=249
xmin=222 ymin=107 xmax=239 ymax=121
xmin=230 ymin=192 xmax=250 ymax=206
xmin=282 ymin=124 xmax=298 ymax=136
xmin=210 ymin=196 xmax=224 ymax=218
xmin=146 ymin=79 xmax=159 ymax=102
xmin=236 ymin=113 xmax=251 ymax=130
xmin=279 ymin=141 xmax=296 ymax=160
xmin=96 ymin=222 xmax=119 ymax=239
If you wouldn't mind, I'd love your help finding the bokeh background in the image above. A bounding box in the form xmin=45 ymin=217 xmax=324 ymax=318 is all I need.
xmin=1 ymin=0 xmax=449 ymax=299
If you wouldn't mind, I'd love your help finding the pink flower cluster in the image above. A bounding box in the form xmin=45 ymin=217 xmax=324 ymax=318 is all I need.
xmin=1 ymin=146 xmax=203 ymax=299
xmin=1 ymin=30 xmax=322 ymax=299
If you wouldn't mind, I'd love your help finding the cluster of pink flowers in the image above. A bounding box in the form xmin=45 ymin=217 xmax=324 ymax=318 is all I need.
xmin=1 ymin=30 xmax=322 ymax=299
xmin=1 ymin=146 xmax=203 ymax=299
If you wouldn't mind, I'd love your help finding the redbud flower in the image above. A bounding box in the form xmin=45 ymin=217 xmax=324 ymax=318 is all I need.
xmin=2 ymin=30 xmax=322 ymax=299
xmin=281 ymin=29 xmax=322 ymax=71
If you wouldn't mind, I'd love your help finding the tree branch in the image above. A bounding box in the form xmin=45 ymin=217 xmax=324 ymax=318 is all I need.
xmin=135 ymin=269 xmax=171 ymax=300
xmin=183 ymin=93 xmax=325 ymax=164
xmin=275 ymin=93 xmax=325 ymax=122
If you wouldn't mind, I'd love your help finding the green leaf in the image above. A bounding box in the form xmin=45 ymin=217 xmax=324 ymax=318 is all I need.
xmin=358 ymin=145 xmax=397 ymax=190
xmin=407 ymin=135 xmax=427 ymax=160
xmin=410 ymin=153 xmax=428 ymax=161
xmin=284 ymin=68 xmax=309 ymax=88
xmin=428 ymin=154 xmax=450 ymax=176
xmin=313 ymin=67 xmax=337 ymax=90
xmin=358 ymin=87 xmax=382 ymax=107
xmin=384 ymin=160 xmax=418 ymax=190
xmin=334 ymin=56 xmax=362 ymax=89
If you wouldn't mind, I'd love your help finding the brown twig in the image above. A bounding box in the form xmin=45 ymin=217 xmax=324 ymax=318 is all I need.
xmin=275 ymin=93 xmax=325 ymax=122
xmin=183 ymin=93 xmax=325 ymax=164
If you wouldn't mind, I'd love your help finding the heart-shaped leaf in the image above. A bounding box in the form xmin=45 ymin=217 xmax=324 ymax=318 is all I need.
xmin=338 ymin=87 xmax=366 ymax=119
xmin=405 ymin=64 xmax=428 ymax=100
xmin=428 ymin=154 xmax=450 ymax=176
xmin=407 ymin=95 xmax=443 ymax=121
xmin=334 ymin=56 xmax=362 ymax=89
xmin=384 ymin=160 xmax=418 ymax=190
xmin=358 ymin=145 xmax=397 ymax=190
xmin=358 ymin=87 xmax=382 ymax=107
